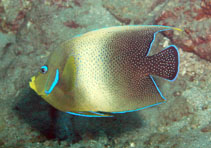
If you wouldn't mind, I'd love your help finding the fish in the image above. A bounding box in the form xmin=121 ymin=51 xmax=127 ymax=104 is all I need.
xmin=29 ymin=25 xmax=181 ymax=117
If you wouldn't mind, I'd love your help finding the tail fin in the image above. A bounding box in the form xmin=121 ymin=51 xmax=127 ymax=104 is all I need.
xmin=148 ymin=45 xmax=179 ymax=81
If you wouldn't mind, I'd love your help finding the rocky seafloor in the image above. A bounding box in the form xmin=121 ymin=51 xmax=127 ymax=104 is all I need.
xmin=0 ymin=0 xmax=210 ymax=147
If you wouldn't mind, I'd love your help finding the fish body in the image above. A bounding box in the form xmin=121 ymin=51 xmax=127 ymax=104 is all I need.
xmin=29 ymin=25 xmax=181 ymax=117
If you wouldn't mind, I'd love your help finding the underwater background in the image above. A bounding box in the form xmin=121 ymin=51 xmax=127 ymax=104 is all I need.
xmin=0 ymin=0 xmax=210 ymax=147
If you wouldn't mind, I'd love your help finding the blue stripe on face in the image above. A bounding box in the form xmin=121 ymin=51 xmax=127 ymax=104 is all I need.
xmin=45 ymin=69 xmax=59 ymax=95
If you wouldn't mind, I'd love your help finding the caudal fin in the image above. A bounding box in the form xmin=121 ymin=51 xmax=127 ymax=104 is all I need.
xmin=148 ymin=45 xmax=179 ymax=81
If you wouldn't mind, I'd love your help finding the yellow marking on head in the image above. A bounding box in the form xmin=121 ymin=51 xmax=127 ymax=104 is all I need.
xmin=29 ymin=76 xmax=37 ymax=92
xmin=62 ymin=55 xmax=77 ymax=91
xmin=68 ymin=56 xmax=77 ymax=84
xmin=69 ymin=56 xmax=76 ymax=77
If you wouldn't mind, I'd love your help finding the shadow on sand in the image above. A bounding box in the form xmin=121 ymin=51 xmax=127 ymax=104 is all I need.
xmin=14 ymin=88 xmax=143 ymax=144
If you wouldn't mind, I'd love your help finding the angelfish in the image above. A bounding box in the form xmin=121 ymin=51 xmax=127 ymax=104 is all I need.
xmin=29 ymin=25 xmax=181 ymax=117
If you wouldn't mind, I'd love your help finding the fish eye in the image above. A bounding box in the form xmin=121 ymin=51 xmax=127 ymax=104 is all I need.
xmin=41 ymin=65 xmax=48 ymax=74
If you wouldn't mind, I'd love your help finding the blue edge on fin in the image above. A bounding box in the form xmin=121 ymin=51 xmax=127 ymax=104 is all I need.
xmin=67 ymin=25 xmax=180 ymax=117
xmin=66 ymin=111 xmax=112 ymax=117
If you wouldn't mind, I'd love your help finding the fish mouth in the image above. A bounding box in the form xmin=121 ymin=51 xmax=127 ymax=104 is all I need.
xmin=45 ymin=69 xmax=59 ymax=95
xmin=29 ymin=76 xmax=37 ymax=92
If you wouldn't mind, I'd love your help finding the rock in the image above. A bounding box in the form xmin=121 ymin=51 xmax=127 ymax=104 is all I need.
xmin=0 ymin=32 xmax=15 ymax=49
xmin=155 ymin=0 xmax=211 ymax=61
